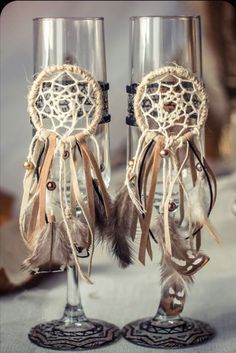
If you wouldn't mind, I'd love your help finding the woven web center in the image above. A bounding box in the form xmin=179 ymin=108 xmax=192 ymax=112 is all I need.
xmin=140 ymin=73 xmax=203 ymax=138
xmin=34 ymin=71 xmax=97 ymax=136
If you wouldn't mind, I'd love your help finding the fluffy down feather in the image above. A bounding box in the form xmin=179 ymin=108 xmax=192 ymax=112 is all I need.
xmin=22 ymin=216 xmax=90 ymax=273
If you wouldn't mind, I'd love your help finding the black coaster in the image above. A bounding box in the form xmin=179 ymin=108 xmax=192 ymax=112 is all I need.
xmin=122 ymin=317 xmax=214 ymax=349
xmin=29 ymin=318 xmax=121 ymax=350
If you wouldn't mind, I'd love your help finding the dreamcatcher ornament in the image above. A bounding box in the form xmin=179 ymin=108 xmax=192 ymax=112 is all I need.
xmin=118 ymin=65 xmax=220 ymax=347
xmin=19 ymin=64 xmax=129 ymax=284
xmin=131 ymin=65 xmax=218 ymax=260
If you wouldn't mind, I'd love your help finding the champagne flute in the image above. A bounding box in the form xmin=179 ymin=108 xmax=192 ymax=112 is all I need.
xmin=28 ymin=17 xmax=119 ymax=350
xmin=123 ymin=16 xmax=214 ymax=349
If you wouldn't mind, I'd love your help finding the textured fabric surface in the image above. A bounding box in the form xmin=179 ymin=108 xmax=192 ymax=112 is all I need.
xmin=1 ymin=172 xmax=236 ymax=353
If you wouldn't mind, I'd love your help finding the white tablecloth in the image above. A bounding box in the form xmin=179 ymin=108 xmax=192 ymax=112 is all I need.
xmin=1 ymin=172 xmax=236 ymax=353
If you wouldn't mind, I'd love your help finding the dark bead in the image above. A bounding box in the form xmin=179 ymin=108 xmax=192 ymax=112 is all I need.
xmin=47 ymin=181 xmax=56 ymax=191
xmin=63 ymin=150 xmax=70 ymax=159
xmin=160 ymin=149 xmax=169 ymax=158
xmin=169 ymin=201 xmax=177 ymax=212
xmin=100 ymin=163 xmax=105 ymax=172
xmin=196 ymin=163 xmax=202 ymax=172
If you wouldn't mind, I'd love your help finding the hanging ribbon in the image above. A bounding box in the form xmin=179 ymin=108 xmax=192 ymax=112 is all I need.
xmin=27 ymin=134 xmax=57 ymax=245
xmin=138 ymin=135 xmax=163 ymax=264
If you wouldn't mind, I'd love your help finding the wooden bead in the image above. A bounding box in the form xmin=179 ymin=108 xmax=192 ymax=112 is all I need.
xmin=23 ymin=161 xmax=34 ymax=170
xmin=128 ymin=172 xmax=135 ymax=181
xmin=46 ymin=181 xmax=56 ymax=191
xmin=48 ymin=214 xmax=55 ymax=223
xmin=160 ymin=149 xmax=169 ymax=158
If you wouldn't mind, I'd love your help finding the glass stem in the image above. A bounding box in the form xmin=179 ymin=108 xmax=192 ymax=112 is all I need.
xmin=63 ymin=265 xmax=87 ymax=324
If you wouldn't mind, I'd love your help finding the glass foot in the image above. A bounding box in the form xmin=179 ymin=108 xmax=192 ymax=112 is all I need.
xmin=122 ymin=316 xmax=215 ymax=349
xmin=29 ymin=318 xmax=121 ymax=350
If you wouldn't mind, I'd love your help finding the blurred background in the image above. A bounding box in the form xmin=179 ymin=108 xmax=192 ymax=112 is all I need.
xmin=0 ymin=1 xmax=236 ymax=291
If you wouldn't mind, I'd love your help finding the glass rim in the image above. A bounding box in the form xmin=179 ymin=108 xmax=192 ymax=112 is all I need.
xmin=33 ymin=17 xmax=104 ymax=21
xmin=130 ymin=15 xmax=200 ymax=20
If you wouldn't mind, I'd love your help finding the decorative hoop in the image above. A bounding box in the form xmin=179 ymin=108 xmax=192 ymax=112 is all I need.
xmin=133 ymin=65 xmax=208 ymax=144
xmin=28 ymin=64 xmax=103 ymax=137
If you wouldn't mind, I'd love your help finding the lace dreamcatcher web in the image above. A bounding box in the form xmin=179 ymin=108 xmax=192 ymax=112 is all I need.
xmin=134 ymin=65 xmax=208 ymax=148
xmin=28 ymin=65 xmax=103 ymax=138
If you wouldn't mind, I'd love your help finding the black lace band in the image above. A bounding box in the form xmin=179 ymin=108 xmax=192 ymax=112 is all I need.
xmin=126 ymin=84 xmax=138 ymax=126
xmin=126 ymin=81 xmax=199 ymax=126
xmin=31 ymin=81 xmax=111 ymax=132
xmin=98 ymin=81 xmax=111 ymax=124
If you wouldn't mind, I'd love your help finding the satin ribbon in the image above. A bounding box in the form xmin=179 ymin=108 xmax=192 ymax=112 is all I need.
xmin=19 ymin=138 xmax=44 ymax=245
xmin=27 ymin=134 xmax=57 ymax=245
xmin=138 ymin=135 xmax=164 ymax=264
xmin=69 ymin=136 xmax=111 ymax=276
xmin=23 ymin=131 xmax=113 ymax=281
xmin=78 ymin=138 xmax=110 ymax=218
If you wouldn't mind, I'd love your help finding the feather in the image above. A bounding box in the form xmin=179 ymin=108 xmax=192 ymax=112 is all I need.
xmin=154 ymin=214 xmax=209 ymax=276
xmin=152 ymin=215 xmax=193 ymax=316
xmin=92 ymin=178 xmax=112 ymax=238
xmin=103 ymin=184 xmax=137 ymax=268
xmin=158 ymin=271 xmax=189 ymax=317
xmin=152 ymin=214 xmax=209 ymax=316
xmin=22 ymin=215 xmax=90 ymax=273
xmin=59 ymin=216 xmax=90 ymax=251
xmin=22 ymin=221 xmax=71 ymax=273
xmin=188 ymin=178 xmax=220 ymax=243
